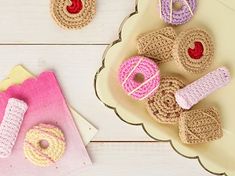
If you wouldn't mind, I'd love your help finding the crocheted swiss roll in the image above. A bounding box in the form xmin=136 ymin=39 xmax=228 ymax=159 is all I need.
xmin=0 ymin=98 xmax=28 ymax=158
xmin=175 ymin=67 xmax=231 ymax=109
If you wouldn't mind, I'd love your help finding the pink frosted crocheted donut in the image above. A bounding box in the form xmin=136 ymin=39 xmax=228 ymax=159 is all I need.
xmin=119 ymin=56 xmax=160 ymax=100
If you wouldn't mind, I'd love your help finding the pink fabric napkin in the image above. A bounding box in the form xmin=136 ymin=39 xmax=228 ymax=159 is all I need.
xmin=0 ymin=71 xmax=91 ymax=176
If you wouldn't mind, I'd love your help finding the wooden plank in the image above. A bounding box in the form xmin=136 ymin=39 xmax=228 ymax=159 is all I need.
xmin=0 ymin=45 xmax=152 ymax=141
xmin=0 ymin=0 xmax=134 ymax=44
xmin=73 ymin=142 xmax=215 ymax=176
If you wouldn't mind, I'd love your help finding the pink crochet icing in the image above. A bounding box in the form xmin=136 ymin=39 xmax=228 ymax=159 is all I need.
xmin=119 ymin=56 xmax=160 ymax=100
xmin=175 ymin=67 xmax=231 ymax=109
xmin=0 ymin=98 xmax=28 ymax=158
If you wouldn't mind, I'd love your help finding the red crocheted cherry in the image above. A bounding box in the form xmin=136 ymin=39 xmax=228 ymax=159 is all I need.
xmin=188 ymin=41 xmax=204 ymax=60
xmin=66 ymin=0 xmax=83 ymax=14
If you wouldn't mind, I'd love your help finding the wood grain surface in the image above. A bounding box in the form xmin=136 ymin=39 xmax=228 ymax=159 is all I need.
xmin=0 ymin=0 xmax=217 ymax=175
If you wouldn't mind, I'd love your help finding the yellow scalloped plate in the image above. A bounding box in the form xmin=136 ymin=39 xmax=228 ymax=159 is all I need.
xmin=95 ymin=0 xmax=235 ymax=175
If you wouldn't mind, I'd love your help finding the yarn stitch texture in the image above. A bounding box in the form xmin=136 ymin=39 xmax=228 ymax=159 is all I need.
xmin=179 ymin=107 xmax=223 ymax=144
xmin=146 ymin=76 xmax=185 ymax=124
xmin=159 ymin=0 xmax=197 ymax=25
xmin=51 ymin=0 xmax=96 ymax=29
xmin=175 ymin=67 xmax=231 ymax=110
xmin=173 ymin=27 xmax=214 ymax=74
xmin=23 ymin=124 xmax=66 ymax=167
xmin=0 ymin=98 xmax=28 ymax=158
xmin=137 ymin=27 xmax=177 ymax=64
xmin=119 ymin=56 xmax=161 ymax=100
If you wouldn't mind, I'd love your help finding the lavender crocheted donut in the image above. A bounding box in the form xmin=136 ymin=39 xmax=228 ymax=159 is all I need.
xmin=119 ymin=56 xmax=160 ymax=100
xmin=159 ymin=0 xmax=197 ymax=25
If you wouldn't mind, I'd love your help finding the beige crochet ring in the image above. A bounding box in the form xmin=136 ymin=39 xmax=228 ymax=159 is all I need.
xmin=173 ymin=28 xmax=214 ymax=74
xmin=146 ymin=76 xmax=186 ymax=124
xmin=23 ymin=124 xmax=66 ymax=167
xmin=51 ymin=0 xmax=96 ymax=29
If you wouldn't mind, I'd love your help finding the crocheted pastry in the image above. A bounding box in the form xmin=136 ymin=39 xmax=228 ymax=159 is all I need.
xmin=0 ymin=98 xmax=28 ymax=158
xmin=137 ymin=27 xmax=177 ymax=64
xmin=159 ymin=0 xmax=197 ymax=25
xmin=173 ymin=28 xmax=214 ymax=73
xmin=175 ymin=67 xmax=231 ymax=109
xmin=119 ymin=56 xmax=161 ymax=100
xmin=179 ymin=107 xmax=223 ymax=144
xmin=24 ymin=124 xmax=66 ymax=167
xmin=146 ymin=76 xmax=185 ymax=124
xmin=51 ymin=0 xmax=96 ymax=29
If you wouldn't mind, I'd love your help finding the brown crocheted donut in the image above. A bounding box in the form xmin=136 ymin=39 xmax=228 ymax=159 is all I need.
xmin=173 ymin=28 xmax=214 ymax=74
xmin=146 ymin=76 xmax=186 ymax=124
xmin=51 ymin=0 xmax=96 ymax=29
xmin=137 ymin=27 xmax=177 ymax=64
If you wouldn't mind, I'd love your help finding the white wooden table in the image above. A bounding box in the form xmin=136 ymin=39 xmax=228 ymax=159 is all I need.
xmin=0 ymin=0 xmax=217 ymax=175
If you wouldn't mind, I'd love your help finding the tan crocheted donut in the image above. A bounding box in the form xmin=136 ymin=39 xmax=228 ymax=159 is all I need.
xmin=179 ymin=107 xmax=223 ymax=144
xmin=137 ymin=27 xmax=177 ymax=64
xmin=173 ymin=28 xmax=214 ymax=74
xmin=51 ymin=0 xmax=96 ymax=29
xmin=146 ymin=76 xmax=186 ymax=124
xmin=23 ymin=124 xmax=66 ymax=167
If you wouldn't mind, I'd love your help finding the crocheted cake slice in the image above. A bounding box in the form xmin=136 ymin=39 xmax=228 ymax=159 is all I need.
xmin=179 ymin=107 xmax=223 ymax=144
xmin=146 ymin=75 xmax=185 ymax=124
xmin=137 ymin=27 xmax=176 ymax=64
xmin=0 ymin=98 xmax=28 ymax=158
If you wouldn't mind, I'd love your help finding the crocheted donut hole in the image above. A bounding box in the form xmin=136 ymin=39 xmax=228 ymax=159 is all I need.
xmin=119 ymin=56 xmax=161 ymax=100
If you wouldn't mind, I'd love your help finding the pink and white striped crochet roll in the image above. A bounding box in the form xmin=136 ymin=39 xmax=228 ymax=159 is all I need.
xmin=0 ymin=98 xmax=28 ymax=158
xmin=175 ymin=67 xmax=231 ymax=109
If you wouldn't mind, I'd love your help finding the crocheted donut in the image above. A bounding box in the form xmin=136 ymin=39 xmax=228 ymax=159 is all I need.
xmin=173 ymin=28 xmax=214 ymax=74
xmin=0 ymin=98 xmax=28 ymax=158
xmin=24 ymin=124 xmax=66 ymax=167
xmin=175 ymin=67 xmax=231 ymax=109
xmin=159 ymin=0 xmax=197 ymax=25
xmin=119 ymin=56 xmax=161 ymax=100
xmin=146 ymin=76 xmax=185 ymax=124
xmin=137 ymin=27 xmax=177 ymax=64
xmin=51 ymin=0 xmax=96 ymax=29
